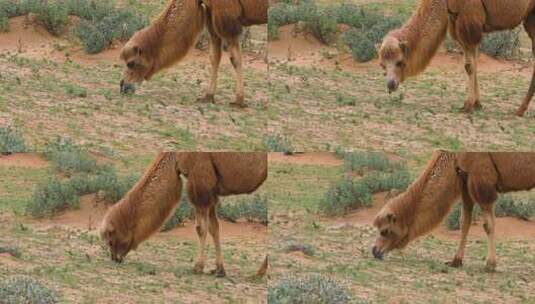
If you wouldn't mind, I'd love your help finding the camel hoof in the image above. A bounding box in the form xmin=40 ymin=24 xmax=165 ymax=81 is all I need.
xmin=515 ymin=108 xmax=527 ymax=117
xmin=210 ymin=265 xmax=226 ymax=277
xmin=445 ymin=258 xmax=463 ymax=268
xmin=485 ymin=261 xmax=497 ymax=273
xmin=192 ymin=263 xmax=205 ymax=274
xmin=198 ymin=94 xmax=215 ymax=104
xmin=460 ymin=105 xmax=474 ymax=113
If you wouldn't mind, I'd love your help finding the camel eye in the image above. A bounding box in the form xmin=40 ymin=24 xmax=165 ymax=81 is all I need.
xmin=127 ymin=61 xmax=136 ymax=69
xmin=380 ymin=63 xmax=386 ymax=70
xmin=396 ymin=61 xmax=405 ymax=68
xmin=380 ymin=229 xmax=390 ymax=237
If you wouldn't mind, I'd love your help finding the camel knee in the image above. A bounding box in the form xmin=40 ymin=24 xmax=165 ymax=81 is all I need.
xmin=230 ymin=56 xmax=238 ymax=69
xmin=464 ymin=63 xmax=473 ymax=75
xmin=483 ymin=222 xmax=491 ymax=235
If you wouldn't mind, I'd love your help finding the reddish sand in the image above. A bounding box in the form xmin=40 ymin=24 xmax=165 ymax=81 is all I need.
xmin=268 ymin=152 xmax=343 ymax=166
xmin=0 ymin=153 xmax=49 ymax=168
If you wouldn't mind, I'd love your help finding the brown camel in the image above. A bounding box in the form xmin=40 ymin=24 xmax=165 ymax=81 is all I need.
xmin=119 ymin=0 xmax=268 ymax=107
xmin=379 ymin=0 xmax=535 ymax=116
xmin=372 ymin=151 xmax=535 ymax=271
xmin=100 ymin=152 xmax=267 ymax=277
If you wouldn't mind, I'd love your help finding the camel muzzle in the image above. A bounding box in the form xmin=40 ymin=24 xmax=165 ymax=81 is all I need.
xmin=387 ymin=79 xmax=399 ymax=93
xmin=372 ymin=245 xmax=384 ymax=260
xmin=120 ymin=80 xmax=136 ymax=94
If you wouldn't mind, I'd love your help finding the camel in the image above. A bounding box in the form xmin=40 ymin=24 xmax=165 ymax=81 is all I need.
xmin=100 ymin=152 xmax=267 ymax=277
xmin=372 ymin=151 xmax=535 ymax=271
xmin=119 ymin=0 xmax=268 ymax=108
xmin=379 ymin=0 xmax=535 ymax=116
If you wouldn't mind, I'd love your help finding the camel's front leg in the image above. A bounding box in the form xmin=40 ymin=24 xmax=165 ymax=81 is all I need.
xmin=199 ymin=31 xmax=223 ymax=104
xmin=517 ymin=15 xmax=535 ymax=116
xmin=227 ymin=38 xmax=246 ymax=108
xmin=208 ymin=205 xmax=226 ymax=277
xmin=481 ymin=204 xmax=497 ymax=272
xmin=193 ymin=207 xmax=209 ymax=274
xmin=461 ymin=45 xmax=482 ymax=112
xmin=447 ymin=187 xmax=474 ymax=267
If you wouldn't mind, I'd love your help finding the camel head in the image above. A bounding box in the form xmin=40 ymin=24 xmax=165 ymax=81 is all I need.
xmin=379 ymin=35 xmax=409 ymax=93
xmin=372 ymin=203 xmax=409 ymax=260
xmin=100 ymin=207 xmax=136 ymax=263
xmin=119 ymin=31 xmax=156 ymax=94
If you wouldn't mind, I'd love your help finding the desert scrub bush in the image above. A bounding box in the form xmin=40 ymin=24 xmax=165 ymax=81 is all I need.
xmin=265 ymin=134 xmax=294 ymax=154
xmin=268 ymin=274 xmax=351 ymax=304
xmin=319 ymin=178 xmax=372 ymax=215
xmin=340 ymin=151 xmax=392 ymax=174
xmin=0 ymin=276 xmax=59 ymax=304
xmin=217 ymin=194 xmax=268 ymax=225
xmin=36 ymin=1 xmax=69 ymax=35
xmin=161 ymin=196 xmax=193 ymax=232
xmin=480 ymin=29 xmax=521 ymax=59
xmin=360 ymin=168 xmax=411 ymax=193
xmin=43 ymin=137 xmax=98 ymax=175
xmin=26 ymin=177 xmax=80 ymax=217
xmin=0 ymin=10 xmax=8 ymax=31
xmin=268 ymin=2 xmax=298 ymax=39
xmin=0 ymin=126 xmax=27 ymax=154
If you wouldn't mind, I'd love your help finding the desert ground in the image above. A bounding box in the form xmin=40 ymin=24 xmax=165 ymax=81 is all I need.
xmin=0 ymin=1 xmax=268 ymax=153
xmin=268 ymin=0 xmax=535 ymax=152
xmin=0 ymin=152 xmax=267 ymax=303
xmin=267 ymin=152 xmax=535 ymax=304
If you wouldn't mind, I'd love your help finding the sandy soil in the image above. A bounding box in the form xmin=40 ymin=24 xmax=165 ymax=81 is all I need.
xmin=268 ymin=152 xmax=343 ymax=166
xmin=0 ymin=153 xmax=49 ymax=168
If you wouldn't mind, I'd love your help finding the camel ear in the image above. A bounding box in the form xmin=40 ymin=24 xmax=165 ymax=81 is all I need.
xmin=399 ymin=41 xmax=409 ymax=57
xmin=187 ymin=155 xmax=217 ymax=206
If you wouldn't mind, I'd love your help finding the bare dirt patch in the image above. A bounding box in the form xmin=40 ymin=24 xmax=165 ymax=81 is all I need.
xmin=268 ymin=152 xmax=343 ymax=166
xmin=0 ymin=153 xmax=49 ymax=168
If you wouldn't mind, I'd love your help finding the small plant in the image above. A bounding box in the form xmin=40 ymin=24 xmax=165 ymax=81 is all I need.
xmin=0 ymin=276 xmax=59 ymax=304
xmin=284 ymin=242 xmax=316 ymax=256
xmin=26 ymin=177 xmax=80 ymax=217
xmin=341 ymin=151 xmax=392 ymax=174
xmin=343 ymin=29 xmax=375 ymax=62
xmin=43 ymin=137 xmax=98 ymax=175
xmin=265 ymin=134 xmax=294 ymax=154
xmin=64 ymin=84 xmax=87 ymax=98
xmin=161 ymin=196 xmax=193 ymax=232
xmin=360 ymin=168 xmax=411 ymax=193
xmin=36 ymin=1 xmax=69 ymax=36
xmin=268 ymin=274 xmax=351 ymax=304
xmin=495 ymin=194 xmax=535 ymax=220
xmin=480 ymin=29 xmax=520 ymax=59
xmin=217 ymin=194 xmax=268 ymax=225
xmin=0 ymin=126 xmax=27 ymax=154
xmin=319 ymin=178 xmax=372 ymax=216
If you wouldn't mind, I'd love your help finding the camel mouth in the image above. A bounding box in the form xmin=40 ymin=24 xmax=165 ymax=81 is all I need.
xmin=120 ymin=79 xmax=137 ymax=95
xmin=372 ymin=245 xmax=384 ymax=260
xmin=387 ymin=79 xmax=399 ymax=93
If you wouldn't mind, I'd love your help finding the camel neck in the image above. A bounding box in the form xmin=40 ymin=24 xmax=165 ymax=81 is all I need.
xmin=396 ymin=0 xmax=449 ymax=77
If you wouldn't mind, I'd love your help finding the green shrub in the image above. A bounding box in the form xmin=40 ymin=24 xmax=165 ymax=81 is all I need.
xmin=265 ymin=134 xmax=294 ymax=154
xmin=26 ymin=177 xmax=80 ymax=217
xmin=343 ymin=29 xmax=375 ymax=62
xmin=217 ymin=195 xmax=268 ymax=225
xmin=268 ymin=274 xmax=351 ymax=304
xmin=360 ymin=168 xmax=411 ymax=193
xmin=0 ymin=276 xmax=59 ymax=304
xmin=284 ymin=242 xmax=316 ymax=256
xmin=341 ymin=151 xmax=392 ymax=174
xmin=161 ymin=197 xmax=193 ymax=232
xmin=319 ymin=178 xmax=372 ymax=216
xmin=36 ymin=1 xmax=69 ymax=36
xmin=44 ymin=137 xmax=98 ymax=175
xmin=480 ymin=30 xmax=520 ymax=59
xmin=76 ymin=20 xmax=107 ymax=54
xmin=0 ymin=10 xmax=8 ymax=31
xmin=64 ymin=83 xmax=87 ymax=98
xmin=0 ymin=126 xmax=27 ymax=154
xmin=495 ymin=194 xmax=535 ymax=220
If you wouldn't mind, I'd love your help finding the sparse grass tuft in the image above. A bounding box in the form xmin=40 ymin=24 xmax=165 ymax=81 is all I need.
xmin=339 ymin=151 xmax=392 ymax=174
xmin=217 ymin=194 xmax=268 ymax=225
xmin=265 ymin=134 xmax=294 ymax=154
xmin=268 ymin=274 xmax=351 ymax=304
xmin=0 ymin=276 xmax=59 ymax=304
xmin=0 ymin=126 xmax=27 ymax=154
xmin=43 ymin=137 xmax=98 ymax=175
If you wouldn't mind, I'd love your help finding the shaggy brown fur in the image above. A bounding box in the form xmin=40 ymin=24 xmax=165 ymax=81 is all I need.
xmin=373 ymin=151 xmax=535 ymax=271
xmin=100 ymin=152 xmax=267 ymax=277
xmin=119 ymin=0 xmax=268 ymax=108
xmin=379 ymin=0 xmax=535 ymax=116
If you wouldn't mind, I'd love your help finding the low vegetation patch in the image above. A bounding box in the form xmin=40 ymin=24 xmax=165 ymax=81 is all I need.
xmin=264 ymin=133 xmax=294 ymax=155
xmin=446 ymin=193 xmax=535 ymax=230
xmin=283 ymin=242 xmax=316 ymax=256
xmin=268 ymin=273 xmax=351 ymax=304
xmin=320 ymin=151 xmax=410 ymax=215
xmin=0 ymin=126 xmax=27 ymax=154
xmin=26 ymin=137 xmax=138 ymax=217
xmin=268 ymin=1 xmax=402 ymax=61
xmin=0 ymin=0 xmax=147 ymax=53
xmin=0 ymin=276 xmax=59 ymax=304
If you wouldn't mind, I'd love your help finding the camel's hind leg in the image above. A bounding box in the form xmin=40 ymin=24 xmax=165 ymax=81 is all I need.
xmin=481 ymin=204 xmax=497 ymax=272
xmin=517 ymin=14 xmax=535 ymax=116
xmin=447 ymin=186 xmax=475 ymax=267
xmin=208 ymin=204 xmax=226 ymax=277
xmin=199 ymin=21 xmax=223 ymax=104
xmin=227 ymin=38 xmax=247 ymax=108
xmin=461 ymin=44 xmax=482 ymax=112
xmin=193 ymin=207 xmax=210 ymax=274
